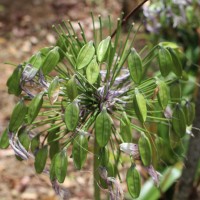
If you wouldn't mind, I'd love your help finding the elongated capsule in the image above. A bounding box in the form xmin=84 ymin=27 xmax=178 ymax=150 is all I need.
xmin=41 ymin=46 xmax=60 ymax=75
xmin=157 ymin=46 xmax=172 ymax=77
xmin=126 ymin=164 xmax=141 ymax=199
xmin=156 ymin=80 xmax=169 ymax=110
xmin=54 ymin=151 xmax=68 ymax=183
xmin=120 ymin=112 xmax=132 ymax=142
xmin=86 ymin=56 xmax=100 ymax=84
xmin=34 ymin=146 xmax=48 ymax=174
xmin=97 ymin=36 xmax=111 ymax=62
xmin=95 ymin=108 xmax=112 ymax=147
xmin=138 ymin=133 xmax=152 ymax=166
xmin=64 ymin=101 xmax=79 ymax=131
xmin=6 ymin=65 xmax=22 ymax=96
xmin=72 ymin=134 xmax=88 ymax=170
xmin=133 ymin=88 xmax=147 ymax=123
xmin=183 ymin=101 xmax=195 ymax=126
xmin=128 ymin=48 xmax=143 ymax=84
xmin=9 ymin=100 xmax=27 ymax=132
xmin=76 ymin=41 xmax=95 ymax=69
xmin=27 ymin=92 xmax=44 ymax=124
xmin=172 ymin=104 xmax=186 ymax=138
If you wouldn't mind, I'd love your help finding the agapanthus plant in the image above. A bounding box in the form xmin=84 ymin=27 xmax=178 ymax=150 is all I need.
xmin=0 ymin=13 xmax=195 ymax=199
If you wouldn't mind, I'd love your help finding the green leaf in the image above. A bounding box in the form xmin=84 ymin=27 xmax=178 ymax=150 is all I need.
xmin=72 ymin=134 xmax=88 ymax=170
xmin=172 ymin=104 xmax=186 ymax=138
xmin=9 ymin=100 xmax=27 ymax=132
xmin=6 ymin=65 xmax=22 ymax=96
xmin=126 ymin=164 xmax=141 ymax=199
xmin=27 ymin=92 xmax=44 ymax=124
xmin=76 ymin=41 xmax=95 ymax=69
xmin=41 ymin=46 xmax=60 ymax=75
xmin=139 ymin=133 xmax=152 ymax=166
xmin=34 ymin=146 xmax=48 ymax=173
xmin=86 ymin=57 xmax=100 ymax=84
xmin=64 ymin=102 xmax=79 ymax=131
xmin=55 ymin=151 xmax=68 ymax=183
xmin=95 ymin=108 xmax=112 ymax=147
xmin=128 ymin=48 xmax=143 ymax=84
xmin=97 ymin=36 xmax=111 ymax=62
xmin=0 ymin=128 xmax=9 ymax=149
xmin=48 ymin=76 xmax=60 ymax=104
xmin=66 ymin=76 xmax=78 ymax=101
xmin=157 ymin=47 xmax=172 ymax=77
xmin=133 ymin=88 xmax=147 ymax=123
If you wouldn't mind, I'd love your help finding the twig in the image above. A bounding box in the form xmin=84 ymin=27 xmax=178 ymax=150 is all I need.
xmin=111 ymin=0 xmax=149 ymax=38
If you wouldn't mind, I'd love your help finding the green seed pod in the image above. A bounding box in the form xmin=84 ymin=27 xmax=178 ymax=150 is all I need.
xmin=128 ymin=48 xmax=143 ymax=84
xmin=167 ymin=48 xmax=182 ymax=77
xmin=31 ymin=135 xmax=40 ymax=154
xmin=133 ymin=88 xmax=147 ymax=123
xmin=72 ymin=134 xmax=88 ymax=170
xmin=183 ymin=101 xmax=195 ymax=126
xmin=86 ymin=56 xmax=100 ymax=84
xmin=41 ymin=46 xmax=60 ymax=75
xmin=9 ymin=100 xmax=27 ymax=132
xmin=48 ymin=125 xmax=60 ymax=160
xmin=126 ymin=164 xmax=141 ymax=199
xmin=100 ymin=147 xmax=110 ymax=167
xmin=18 ymin=127 xmax=30 ymax=151
xmin=76 ymin=41 xmax=95 ymax=69
xmin=95 ymin=108 xmax=112 ymax=147
xmin=97 ymin=36 xmax=111 ymax=62
xmin=34 ymin=146 xmax=48 ymax=174
xmin=138 ymin=133 xmax=152 ymax=166
xmin=170 ymin=81 xmax=182 ymax=102
xmin=64 ymin=101 xmax=79 ymax=131
xmin=66 ymin=75 xmax=78 ymax=101
xmin=120 ymin=112 xmax=132 ymax=142
xmin=6 ymin=65 xmax=22 ymax=96
xmin=27 ymin=92 xmax=44 ymax=124
xmin=55 ymin=151 xmax=68 ymax=183
xmin=0 ymin=128 xmax=9 ymax=149
xmin=155 ymin=137 xmax=165 ymax=158
xmin=50 ymin=154 xmax=56 ymax=180
xmin=158 ymin=47 xmax=172 ymax=77
xmin=156 ymin=80 xmax=169 ymax=110
xmin=172 ymin=104 xmax=186 ymax=138
xmin=48 ymin=76 xmax=60 ymax=104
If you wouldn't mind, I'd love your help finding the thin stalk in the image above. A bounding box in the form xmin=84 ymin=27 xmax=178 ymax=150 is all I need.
xmin=94 ymin=139 xmax=101 ymax=200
